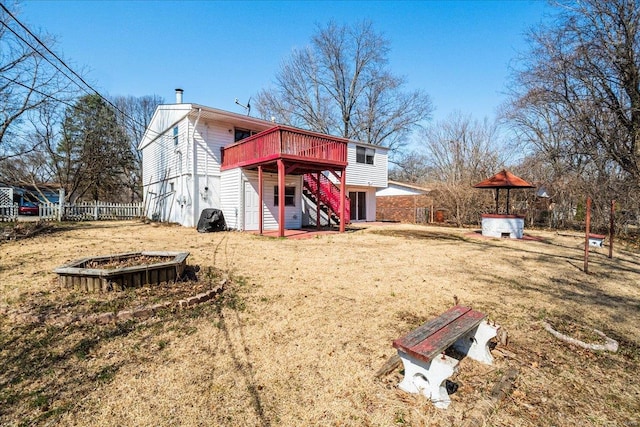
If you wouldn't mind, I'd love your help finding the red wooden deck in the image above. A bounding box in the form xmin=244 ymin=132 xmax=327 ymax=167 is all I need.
xmin=221 ymin=125 xmax=348 ymax=171
xmin=221 ymin=125 xmax=350 ymax=237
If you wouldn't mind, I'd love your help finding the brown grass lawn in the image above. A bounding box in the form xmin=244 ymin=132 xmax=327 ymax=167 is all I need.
xmin=1 ymin=221 xmax=639 ymax=426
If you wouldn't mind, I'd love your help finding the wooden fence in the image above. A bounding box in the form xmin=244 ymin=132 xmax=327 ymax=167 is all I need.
xmin=39 ymin=201 xmax=144 ymax=221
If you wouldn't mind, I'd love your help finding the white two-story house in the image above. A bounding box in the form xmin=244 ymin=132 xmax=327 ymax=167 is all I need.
xmin=138 ymin=90 xmax=388 ymax=236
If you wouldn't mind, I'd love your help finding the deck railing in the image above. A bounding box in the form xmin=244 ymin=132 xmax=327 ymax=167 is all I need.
xmin=221 ymin=126 xmax=348 ymax=169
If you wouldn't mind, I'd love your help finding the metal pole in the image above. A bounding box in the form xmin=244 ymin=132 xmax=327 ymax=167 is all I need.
xmin=584 ymin=197 xmax=591 ymax=274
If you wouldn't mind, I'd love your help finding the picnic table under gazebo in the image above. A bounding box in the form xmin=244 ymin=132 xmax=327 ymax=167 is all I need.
xmin=474 ymin=170 xmax=534 ymax=239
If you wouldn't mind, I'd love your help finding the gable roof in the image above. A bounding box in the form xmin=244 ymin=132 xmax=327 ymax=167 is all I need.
xmin=138 ymin=102 xmax=389 ymax=153
xmin=377 ymin=180 xmax=431 ymax=197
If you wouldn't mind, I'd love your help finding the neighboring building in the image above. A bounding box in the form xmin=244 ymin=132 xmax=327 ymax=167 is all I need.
xmin=138 ymin=90 xmax=388 ymax=235
xmin=0 ymin=183 xmax=61 ymax=205
xmin=376 ymin=180 xmax=433 ymax=223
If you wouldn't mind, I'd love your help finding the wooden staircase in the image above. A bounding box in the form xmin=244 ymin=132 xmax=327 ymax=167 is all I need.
xmin=302 ymin=173 xmax=350 ymax=226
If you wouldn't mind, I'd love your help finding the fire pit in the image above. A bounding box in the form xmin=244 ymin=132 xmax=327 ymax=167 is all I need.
xmin=54 ymin=251 xmax=189 ymax=292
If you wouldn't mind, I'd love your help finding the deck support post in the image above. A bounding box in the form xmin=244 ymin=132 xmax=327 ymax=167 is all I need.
xmin=258 ymin=165 xmax=263 ymax=235
xmin=277 ymin=159 xmax=285 ymax=238
xmin=339 ymin=168 xmax=346 ymax=233
xmin=316 ymin=172 xmax=321 ymax=230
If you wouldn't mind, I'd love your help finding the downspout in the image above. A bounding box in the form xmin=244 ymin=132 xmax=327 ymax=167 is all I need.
xmin=191 ymin=108 xmax=202 ymax=225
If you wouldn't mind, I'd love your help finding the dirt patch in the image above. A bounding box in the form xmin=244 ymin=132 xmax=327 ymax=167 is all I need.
xmin=1 ymin=221 xmax=639 ymax=426
xmin=0 ymin=221 xmax=58 ymax=241
xmin=84 ymin=255 xmax=172 ymax=269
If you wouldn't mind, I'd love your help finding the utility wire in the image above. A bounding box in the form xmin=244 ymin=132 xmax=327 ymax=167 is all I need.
xmin=0 ymin=2 xmax=167 ymax=139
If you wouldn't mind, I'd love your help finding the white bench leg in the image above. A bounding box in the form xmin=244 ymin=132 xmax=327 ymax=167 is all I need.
xmin=452 ymin=320 xmax=499 ymax=365
xmin=397 ymin=351 xmax=459 ymax=409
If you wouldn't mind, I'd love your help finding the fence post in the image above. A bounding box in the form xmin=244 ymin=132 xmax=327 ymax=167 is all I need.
xmin=58 ymin=188 xmax=65 ymax=221
xmin=94 ymin=201 xmax=98 ymax=220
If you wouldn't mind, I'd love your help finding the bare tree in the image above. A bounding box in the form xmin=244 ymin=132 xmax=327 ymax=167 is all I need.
xmin=389 ymin=151 xmax=432 ymax=184
xmin=417 ymin=112 xmax=505 ymax=226
xmin=0 ymin=2 xmax=75 ymax=160
xmin=506 ymin=0 xmax=640 ymax=225
xmin=509 ymin=0 xmax=640 ymax=187
xmin=254 ymin=21 xmax=432 ymax=153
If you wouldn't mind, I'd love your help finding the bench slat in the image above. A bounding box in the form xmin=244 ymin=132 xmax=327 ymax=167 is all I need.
xmin=393 ymin=305 xmax=471 ymax=349
xmin=393 ymin=306 xmax=486 ymax=363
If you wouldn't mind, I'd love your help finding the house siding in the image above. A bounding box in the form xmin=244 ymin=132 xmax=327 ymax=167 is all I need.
xmin=193 ymin=120 xmax=234 ymax=177
xmin=221 ymin=168 xmax=242 ymax=229
xmin=141 ymin=104 xmax=389 ymax=229
xmin=241 ymin=171 xmax=302 ymax=231
xmin=191 ymin=119 xmax=235 ymax=225
xmin=142 ymin=117 xmax=190 ymax=223
xmin=345 ymin=142 xmax=387 ymax=188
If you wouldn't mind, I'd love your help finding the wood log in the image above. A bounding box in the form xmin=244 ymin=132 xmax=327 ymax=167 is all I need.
xmin=374 ymin=354 xmax=401 ymax=379
xmin=542 ymin=321 xmax=618 ymax=352
xmin=460 ymin=367 xmax=519 ymax=427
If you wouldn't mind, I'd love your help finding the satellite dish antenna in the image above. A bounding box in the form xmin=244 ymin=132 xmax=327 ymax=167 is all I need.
xmin=234 ymin=97 xmax=251 ymax=116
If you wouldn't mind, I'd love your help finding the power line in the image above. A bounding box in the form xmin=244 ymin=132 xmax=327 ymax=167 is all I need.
xmin=0 ymin=3 xmax=166 ymax=139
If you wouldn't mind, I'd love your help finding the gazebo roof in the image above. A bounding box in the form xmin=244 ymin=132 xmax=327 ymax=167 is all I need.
xmin=473 ymin=170 xmax=534 ymax=189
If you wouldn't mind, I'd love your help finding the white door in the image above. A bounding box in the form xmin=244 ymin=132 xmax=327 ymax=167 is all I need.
xmin=244 ymin=181 xmax=259 ymax=230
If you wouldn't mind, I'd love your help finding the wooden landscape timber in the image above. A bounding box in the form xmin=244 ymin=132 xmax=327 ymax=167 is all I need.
xmin=54 ymin=251 xmax=189 ymax=292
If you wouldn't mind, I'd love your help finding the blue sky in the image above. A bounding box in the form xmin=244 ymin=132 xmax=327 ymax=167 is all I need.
xmin=19 ymin=0 xmax=551 ymax=125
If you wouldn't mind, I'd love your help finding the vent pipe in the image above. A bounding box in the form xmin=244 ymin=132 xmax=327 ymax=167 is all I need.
xmin=175 ymin=88 xmax=183 ymax=104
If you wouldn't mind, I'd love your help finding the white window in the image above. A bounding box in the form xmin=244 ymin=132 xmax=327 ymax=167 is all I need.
xmin=235 ymin=128 xmax=258 ymax=142
xmin=356 ymin=146 xmax=374 ymax=165
xmin=173 ymin=126 xmax=179 ymax=146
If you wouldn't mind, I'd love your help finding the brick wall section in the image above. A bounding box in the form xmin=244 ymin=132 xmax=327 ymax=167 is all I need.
xmin=376 ymin=195 xmax=434 ymax=223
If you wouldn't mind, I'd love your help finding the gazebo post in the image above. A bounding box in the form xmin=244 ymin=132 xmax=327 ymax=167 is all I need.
xmin=506 ymin=189 xmax=511 ymax=215
xmin=495 ymin=188 xmax=500 ymax=214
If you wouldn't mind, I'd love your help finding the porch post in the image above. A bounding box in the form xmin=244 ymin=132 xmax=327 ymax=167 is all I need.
xmin=316 ymin=172 xmax=321 ymax=230
xmin=258 ymin=165 xmax=263 ymax=235
xmin=277 ymin=159 xmax=285 ymax=237
xmin=339 ymin=167 xmax=346 ymax=233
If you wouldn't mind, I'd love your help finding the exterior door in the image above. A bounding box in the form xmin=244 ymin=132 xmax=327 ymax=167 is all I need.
xmin=244 ymin=181 xmax=259 ymax=230
xmin=349 ymin=191 xmax=367 ymax=221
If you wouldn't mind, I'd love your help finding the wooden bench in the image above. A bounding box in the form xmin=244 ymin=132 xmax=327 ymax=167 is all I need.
xmin=392 ymin=305 xmax=499 ymax=409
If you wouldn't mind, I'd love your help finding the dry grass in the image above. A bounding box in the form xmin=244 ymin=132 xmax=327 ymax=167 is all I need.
xmin=1 ymin=220 xmax=639 ymax=426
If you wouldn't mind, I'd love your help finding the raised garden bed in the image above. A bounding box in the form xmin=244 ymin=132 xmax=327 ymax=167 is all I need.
xmin=54 ymin=251 xmax=189 ymax=292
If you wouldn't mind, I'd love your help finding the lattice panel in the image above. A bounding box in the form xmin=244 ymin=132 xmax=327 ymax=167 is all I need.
xmin=0 ymin=187 xmax=13 ymax=206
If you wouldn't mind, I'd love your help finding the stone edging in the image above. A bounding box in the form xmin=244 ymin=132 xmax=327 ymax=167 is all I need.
xmin=3 ymin=278 xmax=227 ymax=328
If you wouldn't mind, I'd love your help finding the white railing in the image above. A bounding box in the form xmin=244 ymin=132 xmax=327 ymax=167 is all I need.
xmin=0 ymin=203 xmax=18 ymax=222
xmin=39 ymin=201 xmax=144 ymax=221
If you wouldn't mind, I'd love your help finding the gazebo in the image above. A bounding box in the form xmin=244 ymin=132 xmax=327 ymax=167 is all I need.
xmin=474 ymin=170 xmax=534 ymax=239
